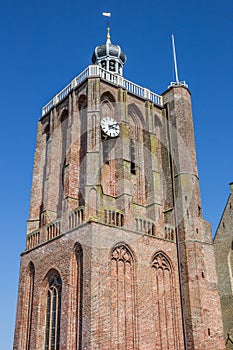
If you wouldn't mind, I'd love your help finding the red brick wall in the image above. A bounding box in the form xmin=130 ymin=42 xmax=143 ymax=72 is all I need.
xmin=14 ymin=79 xmax=225 ymax=349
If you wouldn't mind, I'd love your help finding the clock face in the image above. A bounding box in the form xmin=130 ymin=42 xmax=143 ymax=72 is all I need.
xmin=100 ymin=117 xmax=120 ymax=138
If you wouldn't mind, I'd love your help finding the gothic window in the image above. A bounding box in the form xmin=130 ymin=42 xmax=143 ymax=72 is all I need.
xmin=110 ymin=244 xmax=137 ymax=349
xmin=78 ymin=95 xmax=88 ymax=204
xmin=44 ymin=273 xmax=62 ymax=350
xmin=75 ymin=244 xmax=83 ymax=350
xmin=42 ymin=119 xmax=51 ymax=182
xmin=25 ymin=263 xmax=35 ymax=350
xmin=16 ymin=262 xmax=35 ymax=349
xmin=59 ymin=109 xmax=69 ymax=206
xmin=60 ymin=108 xmax=68 ymax=123
xmin=78 ymin=95 xmax=88 ymax=162
xmin=128 ymin=105 xmax=146 ymax=203
xmin=68 ymin=243 xmax=83 ymax=350
xmin=150 ymin=252 xmax=180 ymax=349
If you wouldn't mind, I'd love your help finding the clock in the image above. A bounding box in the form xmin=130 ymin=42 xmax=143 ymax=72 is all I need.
xmin=100 ymin=117 xmax=120 ymax=138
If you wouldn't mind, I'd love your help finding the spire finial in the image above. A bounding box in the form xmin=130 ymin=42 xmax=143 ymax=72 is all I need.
xmin=106 ymin=25 xmax=111 ymax=43
xmin=102 ymin=12 xmax=111 ymax=44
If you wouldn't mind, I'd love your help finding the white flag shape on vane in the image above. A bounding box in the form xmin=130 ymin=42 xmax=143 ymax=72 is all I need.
xmin=102 ymin=12 xmax=111 ymax=17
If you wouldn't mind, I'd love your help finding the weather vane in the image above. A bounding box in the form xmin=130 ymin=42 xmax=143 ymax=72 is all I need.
xmin=102 ymin=12 xmax=111 ymax=30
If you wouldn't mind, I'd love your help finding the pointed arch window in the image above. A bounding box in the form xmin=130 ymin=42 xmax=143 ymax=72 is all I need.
xmin=128 ymin=106 xmax=146 ymax=203
xmin=151 ymin=252 xmax=181 ymax=349
xmin=75 ymin=244 xmax=83 ymax=350
xmin=27 ymin=263 xmax=35 ymax=349
xmin=78 ymin=95 xmax=88 ymax=203
xmin=110 ymin=244 xmax=137 ymax=349
xmin=44 ymin=274 xmax=62 ymax=350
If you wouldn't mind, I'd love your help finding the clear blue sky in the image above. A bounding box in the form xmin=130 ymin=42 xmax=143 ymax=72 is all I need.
xmin=0 ymin=0 xmax=232 ymax=348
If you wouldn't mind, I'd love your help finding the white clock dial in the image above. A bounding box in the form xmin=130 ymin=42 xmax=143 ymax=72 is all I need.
xmin=101 ymin=117 xmax=120 ymax=138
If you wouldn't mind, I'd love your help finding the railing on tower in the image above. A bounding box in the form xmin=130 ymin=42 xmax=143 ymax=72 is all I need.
xmin=26 ymin=230 xmax=41 ymax=250
xmin=42 ymin=65 xmax=163 ymax=115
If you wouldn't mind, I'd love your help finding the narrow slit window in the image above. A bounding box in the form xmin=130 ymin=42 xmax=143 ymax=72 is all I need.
xmin=130 ymin=139 xmax=136 ymax=174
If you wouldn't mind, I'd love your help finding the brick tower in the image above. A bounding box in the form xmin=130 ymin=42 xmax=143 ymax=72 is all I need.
xmin=14 ymin=27 xmax=225 ymax=350
xmin=214 ymin=183 xmax=233 ymax=348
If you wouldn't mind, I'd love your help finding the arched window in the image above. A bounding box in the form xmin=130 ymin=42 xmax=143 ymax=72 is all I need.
xmin=16 ymin=262 xmax=35 ymax=349
xmin=128 ymin=105 xmax=146 ymax=203
xmin=44 ymin=273 xmax=62 ymax=350
xmin=150 ymin=252 xmax=181 ymax=349
xmin=110 ymin=244 xmax=137 ymax=349
xmin=26 ymin=263 xmax=35 ymax=350
xmin=75 ymin=244 xmax=83 ymax=350
xmin=65 ymin=243 xmax=83 ymax=349
xmin=59 ymin=109 xmax=69 ymax=211
xmin=78 ymin=95 xmax=88 ymax=204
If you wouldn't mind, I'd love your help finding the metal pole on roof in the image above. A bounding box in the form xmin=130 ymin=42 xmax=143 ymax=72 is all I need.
xmin=172 ymin=34 xmax=180 ymax=84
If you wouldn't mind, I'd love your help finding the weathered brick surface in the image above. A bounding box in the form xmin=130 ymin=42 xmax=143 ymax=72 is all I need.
xmin=214 ymin=183 xmax=233 ymax=349
xmin=14 ymin=78 xmax=225 ymax=349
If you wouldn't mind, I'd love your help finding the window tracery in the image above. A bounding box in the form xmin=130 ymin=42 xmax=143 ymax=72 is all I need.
xmin=110 ymin=244 xmax=137 ymax=349
xmin=44 ymin=273 xmax=62 ymax=350
xmin=151 ymin=252 xmax=180 ymax=349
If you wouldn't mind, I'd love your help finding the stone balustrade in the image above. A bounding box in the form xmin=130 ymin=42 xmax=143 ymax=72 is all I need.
xmin=42 ymin=65 xmax=163 ymax=115
xmin=164 ymin=224 xmax=175 ymax=241
xmin=46 ymin=220 xmax=61 ymax=241
xmin=69 ymin=207 xmax=84 ymax=230
xmin=135 ymin=218 xmax=156 ymax=236
xmin=104 ymin=209 xmax=124 ymax=227
xmin=26 ymin=230 xmax=41 ymax=250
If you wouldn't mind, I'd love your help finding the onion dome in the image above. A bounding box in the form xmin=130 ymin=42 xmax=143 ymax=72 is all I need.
xmin=92 ymin=27 xmax=126 ymax=76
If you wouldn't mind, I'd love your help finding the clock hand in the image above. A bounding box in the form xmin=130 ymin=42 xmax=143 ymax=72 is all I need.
xmin=109 ymin=124 xmax=119 ymax=130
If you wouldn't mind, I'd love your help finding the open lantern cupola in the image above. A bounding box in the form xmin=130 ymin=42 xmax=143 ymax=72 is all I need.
xmin=92 ymin=26 xmax=126 ymax=76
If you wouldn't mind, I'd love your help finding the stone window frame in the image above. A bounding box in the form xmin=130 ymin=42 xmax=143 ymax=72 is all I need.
xmin=44 ymin=272 xmax=62 ymax=350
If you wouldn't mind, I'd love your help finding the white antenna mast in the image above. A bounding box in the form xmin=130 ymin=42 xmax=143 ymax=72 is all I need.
xmin=169 ymin=34 xmax=188 ymax=88
xmin=172 ymin=34 xmax=179 ymax=83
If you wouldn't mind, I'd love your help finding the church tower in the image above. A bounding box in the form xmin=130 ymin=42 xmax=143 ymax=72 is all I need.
xmin=14 ymin=27 xmax=225 ymax=350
